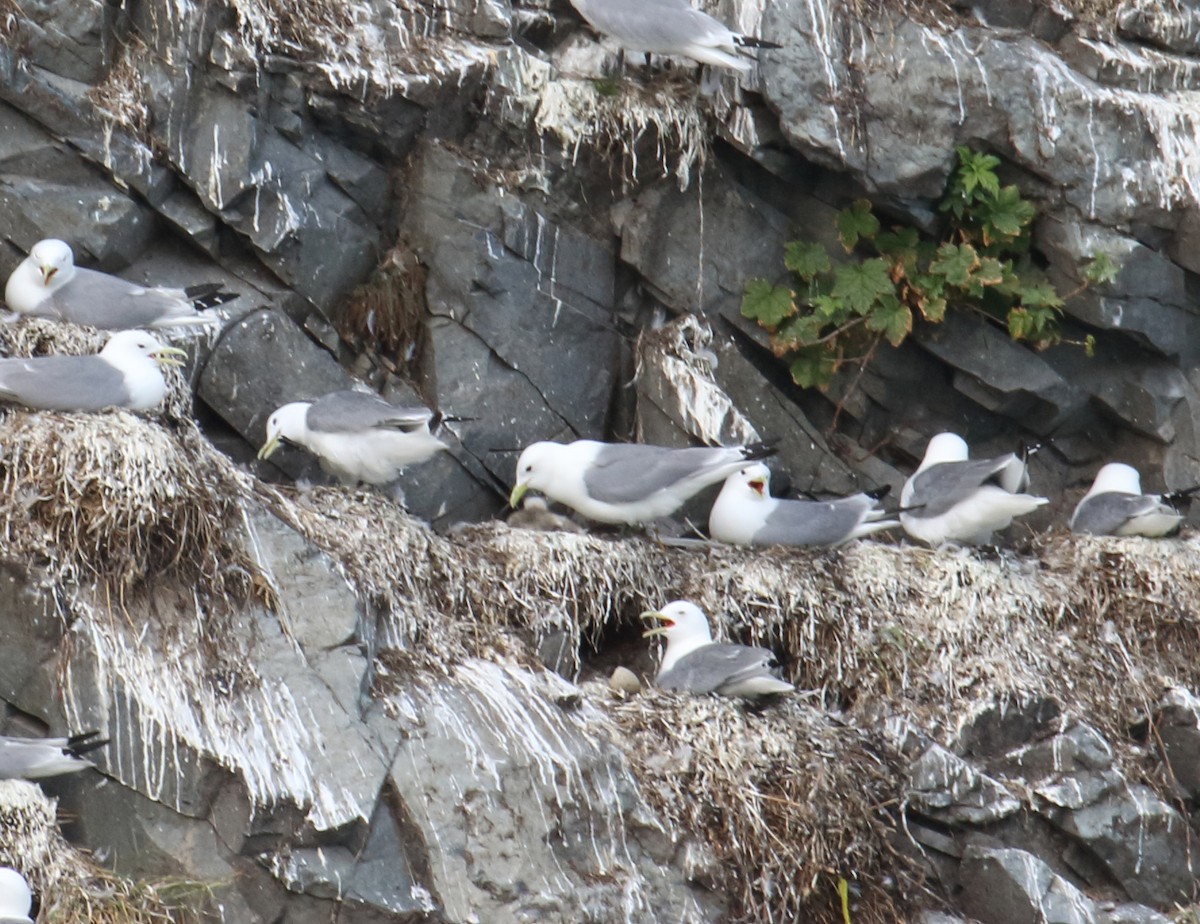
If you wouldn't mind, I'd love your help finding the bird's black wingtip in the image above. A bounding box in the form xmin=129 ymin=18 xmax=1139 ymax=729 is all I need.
xmin=184 ymin=283 xmax=240 ymax=310
xmin=734 ymin=35 xmax=783 ymax=50
xmin=742 ymin=440 xmax=780 ymax=461
xmin=65 ymin=731 xmax=111 ymax=757
xmin=864 ymin=484 xmax=892 ymax=501
xmin=1163 ymin=485 xmax=1200 ymax=509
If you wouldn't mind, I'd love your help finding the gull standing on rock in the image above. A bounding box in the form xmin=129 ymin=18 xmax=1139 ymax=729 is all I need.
xmin=4 ymin=238 xmax=235 ymax=330
xmin=1070 ymin=463 xmax=1196 ymax=537
xmin=509 ymin=439 xmax=777 ymax=525
xmin=258 ymin=389 xmax=449 ymax=486
xmin=568 ymin=0 xmax=781 ymax=72
xmin=0 ymin=867 xmax=33 ymax=924
xmin=709 ymin=462 xmax=898 ymax=547
xmin=642 ymin=600 xmax=794 ymax=697
xmin=899 ymin=432 xmax=1047 ymax=546
xmin=0 ymin=330 xmax=185 ymax=412
xmin=0 ymin=731 xmax=108 ymax=780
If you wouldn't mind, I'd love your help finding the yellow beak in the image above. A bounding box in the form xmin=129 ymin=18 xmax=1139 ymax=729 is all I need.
xmin=40 ymin=265 xmax=57 ymax=285
xmin=640 ymin=610 xmax=669 ymax=638
xmin=509 ymin=481 xmax=529 ymax=508
xmin=152 ymin=346 xmax=188 ymax=368
xmin=258 ymin=435 xmax=282 ymax=461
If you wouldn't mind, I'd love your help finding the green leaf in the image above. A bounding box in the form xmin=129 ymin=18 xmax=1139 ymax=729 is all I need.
xmin=919 ymin=294 xmax=947 ymax=323
xmin=789 ymin=349 xmax=835 ymax=388
xmin=1082 ymin=252 xmax=1119 ymax=285
xmin=865 ymin=294 xmax=913 ymax=347
xmin=832 ymin=258 xmax=894 ymax=315
xmin=982 ymin=185 xmax=1036 ymax=240
xmin=741 ymin=280 xmax=795 ymax=328
xmin=975 ymin=256 xmax=1006 ymax=286
xmin=836 ymin=199 xmax=880 ymax=250
xmin=930 ymin=243 xmax=979 ymax=287
xmin=876 ymin=227 xmax=919 ymax=259
xmin=956 ymin=146 xmax=1001 ymax=198
xmin=1007 ymin=307 xmax=1034 ymax=340
xmin=810 ymin=294 xmax=845 ymax=320
xmin=1019 ymin=279 xmax=1064 ymax=310
xmin=774 ymin=312 xmax=826 ymax=349
xmin=1084 ymin=333 xmax=1096 ymax=358
xmin=784 ymin=241 xmax=831 ymax=280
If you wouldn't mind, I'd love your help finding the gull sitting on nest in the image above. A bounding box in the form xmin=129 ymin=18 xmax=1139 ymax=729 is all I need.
xmin=259 ymin=389 xmax=448 ymax=486
xmin=0 ymin=330 xmax=185 ymax=412
xmin=1070 ymin=462 xmax=1197 ymax=537
xmin=510 ymin=439 xmax=777 ymax=526
xmin=642 ymin=600 xmax=794 ymax=698
xmin=568 ymin=0 xmax=781 ymax=73
xmin=0 ymin=730 xmax=108 ymax=780
xmin=5 ymin=238 xmax=236 ymax=329
xmin=899 ymin=432 xmax=1047 ymax=546
xmin=709 ymin=462 xmax=898 ymax=547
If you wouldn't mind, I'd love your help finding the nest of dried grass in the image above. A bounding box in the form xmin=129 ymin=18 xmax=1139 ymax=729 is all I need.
xmin=0 ymin=780 xmax=208 ymax=923
xmin=608 ymin=689 xmax=913 ymax=923
xmin=0 ymin=322 xmax=259 ymax=600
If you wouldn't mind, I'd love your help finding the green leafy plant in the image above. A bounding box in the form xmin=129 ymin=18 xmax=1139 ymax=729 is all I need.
xmin=742 ymin=146 xmax=1119 ymax=388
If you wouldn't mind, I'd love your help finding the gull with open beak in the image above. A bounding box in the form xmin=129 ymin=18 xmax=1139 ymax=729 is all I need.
xmin=709 ymin=462 xmax=897 ymax=547
xmin=4 ymin=238 xmax=235 ymax=329
xmin=0 ymin=330 xmax=185 ymax=412
xmin=642 ymin=600 xmax=794 ymax=698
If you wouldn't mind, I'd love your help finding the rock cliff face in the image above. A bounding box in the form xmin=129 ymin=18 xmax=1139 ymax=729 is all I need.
xmin=1 ymin=0 xmax=1200 ymax=922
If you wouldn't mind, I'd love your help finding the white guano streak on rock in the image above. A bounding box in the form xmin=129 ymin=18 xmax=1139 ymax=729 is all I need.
xmin=639 ymin=317 xmax=761 ymax=447
xmin=802 ymin=0 xmax=847 ymax=160
xmin=62 ymin=607 xmax=368 ymax=830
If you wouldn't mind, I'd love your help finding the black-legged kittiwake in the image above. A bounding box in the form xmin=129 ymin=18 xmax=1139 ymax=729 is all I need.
xmin=507 ymin=496 xmax=585 ymax=534
xmin=709 ymin=462 xmax=898 ymax=547
xmin=258 ymin=389 xmax=448 ymax=486
xmin=0 ymin=330 xmax=185 ymax=412
xmin=509 ymin=439 xmax=777 ymax=525
xmin=899 ymin=432 xmax=1047 ymax=546
xmin=0 ymin=867 xmax=33 ymax=924
xmin=642 ymin=600 xmax=793 ymax=697
xmin=568 ymin=0 xmax=781 ymax=72
xmin=4 ymin=238 xmax=236 ymax=329
xmin=1070 ymin=462 xmax=1196 ymax=537
xmin=0 ymin=730 xmax=108 ymax=780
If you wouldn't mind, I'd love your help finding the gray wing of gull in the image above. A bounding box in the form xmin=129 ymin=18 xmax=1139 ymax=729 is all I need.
xmin=1071 ymin=492 xmax=1164 ymax=535
xmin=43 ymin=267 xmax=200 ymax=329
xmin=0 ymin=737 xmax=76 ymax=779
xmin=570 ymin=0 xmax=733 ymax=52
xmin=306 ymin=390 xmax=433 ymax=434
xmin=583 ymin=444 xmax=743 ymax=505
xmin=656 ymin=643 xmax=781 ymax=694
xmin=0 ymin=354 xmax=130 ymax=411
xmin=906 ymin=456 xmax=1024 ymax=520
xmin=754 ymin=495 xmax=874 ymax=546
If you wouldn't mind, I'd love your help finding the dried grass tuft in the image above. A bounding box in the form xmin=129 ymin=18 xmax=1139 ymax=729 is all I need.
xmin=338 ymin=242 xmax=427 ymax=373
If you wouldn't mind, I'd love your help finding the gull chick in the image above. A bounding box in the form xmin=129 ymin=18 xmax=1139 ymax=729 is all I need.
xmin=0 ymin=330 xmax=185 ymax=412
xmin=900 ymin=432 xmax=1047 ymax=546
xmin=1070 ymin=462 xmax=1196 ymax=537
xmin=569 ymin=0 xmax=781 ymax=73
xmin=709 ymin=462 xmax=897 ymax=547
xmin=5 ymin=238 xmax=235 ymax=329
xmin=259 ymin=389 xmax=448 ymax=486
xmin=642 ymin=600 xmax=793 ymax=697
xmin=0 ymin=730 xmax=108 ymax=780
xmin=510 ymin=439 xmax=777 ymax=526
xmin=0 ymin=867 xmax=33 ymax=924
